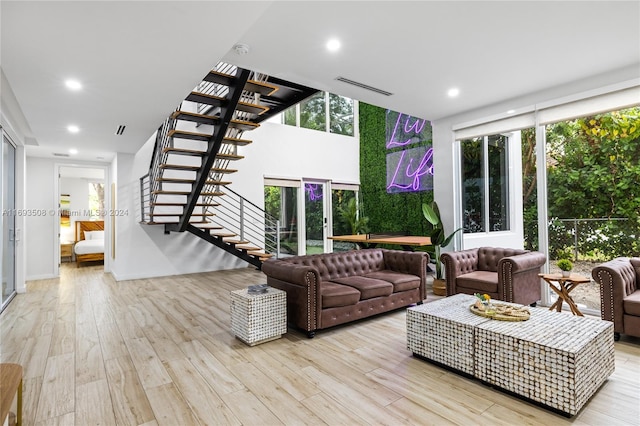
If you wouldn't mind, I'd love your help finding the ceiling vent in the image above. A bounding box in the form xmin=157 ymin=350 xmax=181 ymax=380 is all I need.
xmin=115 ymin=125 xmax=126 ymax=136
xmin=335 ymin=76 xmax=393 ymax=96
xmin=53 ymin=152 xmax=70 ymax=157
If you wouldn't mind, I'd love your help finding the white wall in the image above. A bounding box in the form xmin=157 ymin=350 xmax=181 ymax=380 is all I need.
xmin=110 ymin=148 xmax=247 ymax=281
xmin=108 ymin=115 xmax=360 ymax=281
xmin=25 ymin=157 xmax=58 ymax=279
xmin=231 ymin=120 xmax=360 ymax=207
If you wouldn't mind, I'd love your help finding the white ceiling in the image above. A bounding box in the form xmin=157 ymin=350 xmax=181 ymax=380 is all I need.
xmin=2 ymin=1 xmax=639 ymax=163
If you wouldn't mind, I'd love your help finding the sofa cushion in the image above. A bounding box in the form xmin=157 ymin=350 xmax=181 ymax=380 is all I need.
xmin=321 ymin=282 xmax=361 ymax=308
xmin=330 ymin=276 xmax=393 ymax=300
xmin=477 ymin=247 xmax=527 ymax=272
xmin=364 ymin=270 xmax=421 ymax=293
xmin=623 ymin=290 xmax=640 ymax=316
xmin=630 ymin=258 xmax=640 ymax=290
xmin=456 ymin=271 xmax=499 ymax=293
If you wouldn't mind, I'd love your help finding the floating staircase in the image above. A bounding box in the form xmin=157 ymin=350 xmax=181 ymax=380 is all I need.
xmin=140 ymin=62 xmax=317 ymax=268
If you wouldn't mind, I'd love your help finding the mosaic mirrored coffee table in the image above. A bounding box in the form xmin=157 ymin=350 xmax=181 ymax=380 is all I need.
xmin=407 ymin=294 xmax=615 ymax=416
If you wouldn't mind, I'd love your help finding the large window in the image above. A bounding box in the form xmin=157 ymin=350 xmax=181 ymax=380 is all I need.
xmin=461 ymin=135 xmax=510 ymax=233
xmin=283 ymin=91 xmax=355 ymax=136
xmin=264 ymin=185 xmax=299 ymax=256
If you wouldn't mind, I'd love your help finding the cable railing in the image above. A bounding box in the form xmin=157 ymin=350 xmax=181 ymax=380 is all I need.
xmin=196 ymin=63 xmax=268 ymax=117
xmin=201 ymin=185 xmax=280 ymax=256
xmin=139 ymin=61 xmax=279 ymax=261
xmin=140 ymin=117 xmax=176 ymax=223
xmin=139 ymin=173 xmax=151 ymax=223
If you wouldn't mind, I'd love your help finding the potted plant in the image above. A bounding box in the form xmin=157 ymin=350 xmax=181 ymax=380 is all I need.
xmin=557 ymin=259 xmax=573 ymax=278
xmin=422 ymin=201 xmax=462 ymax=296
xmin=337 ymin=198 xmax=369 ymax=249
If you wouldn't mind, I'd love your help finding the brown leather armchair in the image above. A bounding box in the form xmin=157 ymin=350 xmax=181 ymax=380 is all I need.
xmin=441 ymin=247 xmax=546 ymax=306
xmin=592 ymin=257 xmax=640 ymax=341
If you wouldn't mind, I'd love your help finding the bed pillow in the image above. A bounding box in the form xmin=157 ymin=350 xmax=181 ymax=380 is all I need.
xmin=84 ymin=230 xmax=105 ymax=241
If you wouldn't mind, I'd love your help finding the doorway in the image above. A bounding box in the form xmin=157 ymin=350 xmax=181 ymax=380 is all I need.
xmin=303 ymin=180 xmax=329 ymax=255
xmin=57 ymin=165 xmax=106 ymax=273
xmin=1 ymin=132 xmax=16 ymax=311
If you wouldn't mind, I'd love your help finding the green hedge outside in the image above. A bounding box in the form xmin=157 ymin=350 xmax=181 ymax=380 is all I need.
xmin=359 ymin=103 xmax=434 ymax=236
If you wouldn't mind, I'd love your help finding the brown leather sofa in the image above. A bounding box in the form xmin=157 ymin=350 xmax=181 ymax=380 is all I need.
xmin=262 ymin=249 xmax=428 ymax=337
xmin=441 ymin=247 xmax=546 ymax=306
xmin=592 ymin=257 xmax=640 ymax=341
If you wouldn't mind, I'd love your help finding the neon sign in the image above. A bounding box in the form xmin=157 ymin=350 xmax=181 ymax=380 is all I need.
xmin=386 ymin=147 xmax=434 ymax=193
xmin=385 ymin=110 xmax=433 ymax=193
xmin=305 ymin=183 xmax=323 ymax=201
xmin=386 ymin=111 xmax=432 ymax=149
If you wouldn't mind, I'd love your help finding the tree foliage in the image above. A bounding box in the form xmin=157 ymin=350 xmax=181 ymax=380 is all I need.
xmin=523 ymin=107 xmax=640 ymax=258
xmin=547 ymin=108 xmax=640 ymax=220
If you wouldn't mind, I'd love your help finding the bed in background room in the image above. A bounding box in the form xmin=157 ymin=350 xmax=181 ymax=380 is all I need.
xmin=74 ymin=220 xmax=105 ymax=266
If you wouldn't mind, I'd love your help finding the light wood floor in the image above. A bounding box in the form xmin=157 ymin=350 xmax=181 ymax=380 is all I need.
xmin=1 ymin=264 xmax=639 ymax=426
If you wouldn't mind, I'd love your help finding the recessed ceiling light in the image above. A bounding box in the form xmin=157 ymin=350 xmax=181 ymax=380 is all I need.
xmin=69 ymin=148 xmax=78 ymax=155
xmin=447 ymin=87 xmax=460 ymax=98
xmin=507 ymin=109 xmax=516 ymax=114
xmin=67 ymin=125 xmax=79 ymax=133
xmin=65 ymin=79 xmax=82 ymax=91
xmin=233 ymin=43 xmax=250 ymax=55
xmin=326 ymin=38 xmax=341 ymax=52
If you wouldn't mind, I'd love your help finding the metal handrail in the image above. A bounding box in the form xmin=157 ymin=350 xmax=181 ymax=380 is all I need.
xmin=139 ymin=61 xmax=279 ymax=259
xmin=201 ymin=186 xmax=280 ymax=256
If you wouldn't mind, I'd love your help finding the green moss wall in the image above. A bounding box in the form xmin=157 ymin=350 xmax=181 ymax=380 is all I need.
xmin=359 ymin=103 xmax=433 ymax=235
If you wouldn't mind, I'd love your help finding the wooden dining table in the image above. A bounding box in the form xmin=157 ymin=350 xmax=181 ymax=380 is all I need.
xmin=329 ymin=234 xmax=432 ymax=251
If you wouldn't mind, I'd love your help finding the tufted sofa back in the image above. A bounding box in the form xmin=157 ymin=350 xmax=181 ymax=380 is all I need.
xmin=477 ymin=247 xmax=528 ymax=272
xmin=281 ymin=249 xmax=386 ymax=282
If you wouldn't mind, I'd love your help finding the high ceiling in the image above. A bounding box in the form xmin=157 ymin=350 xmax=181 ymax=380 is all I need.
xmin=2 ymin=1 xmax=639 ymax=162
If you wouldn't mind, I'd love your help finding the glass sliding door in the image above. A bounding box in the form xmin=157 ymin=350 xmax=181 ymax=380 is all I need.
xmin=2 ymin=133 xmax=16 ymax=311
xmin=303 ymin=181 xmax=328 ymax=255
xmin=264 ymin=183 xmax=299 ymax=257
xmin=331 ymin=186 xmax=359 ymax=252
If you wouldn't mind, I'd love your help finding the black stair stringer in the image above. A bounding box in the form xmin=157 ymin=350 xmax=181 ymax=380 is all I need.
xmin=177 ymin=68 xmax=251 ymax=232
xmin=184 ymin=224 xmax=263 ymax=269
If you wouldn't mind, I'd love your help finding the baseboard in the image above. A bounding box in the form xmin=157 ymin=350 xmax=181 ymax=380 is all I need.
xmin=26 ymin=273 xmax=57 ymax=281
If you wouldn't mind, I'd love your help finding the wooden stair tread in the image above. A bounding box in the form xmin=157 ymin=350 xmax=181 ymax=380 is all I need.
xmin=151 ymin=202 xmax=220 ymax=207
xmin=254 ymin=253 xmax=274 ymax=260
xmin=159 ymin=164 xmax=200 ymax=171
xmin=186 ymin=91 xmax=225 ymax=107
xmin=147 ymin=221 xmax=218 ymax=225
xmin=245 ymin=80 xmax=279 ymax=97
xmin=163 ymin=147 xmax=205 ymax=156
xmin=171 ymin=111 xmax=259 ymax=130
xmin=151 ymin=213 xmax=214 ymax=217
xmin=152 ymin=190 xmax=224 ymax=196
xmin=156 ymin=178 xmax=231 ymax=185
xmin=211 ymin=232 xmax=237 ymax=238
xmin=202 ymin=70 xmax=279 ymax=96
xmin=216 ymin=153 xmax=244 ymax=161
xmin=167 ymin=129 xmax=252 ymax=146
xmin=186 ymin=92 xmax=268 ymax=116
xmin=236 ymin=100 xmax=269 ymax=116
xmin=168 ymin=129 xmax=210 ymax=142
xmin=222 ymin=137 xmax=252 ymax=146
xmin=192 ymin=224 xmax=223 ymax=229
xmin=225 ymin=239 xmax=249 ymax=245
xmin=210 ymin=167 xmax=238 ymax=174
xmin=235 ymin=244 xmax=262 ymax=251
xmin=160 ymin=164 xmax=238 ymax=173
